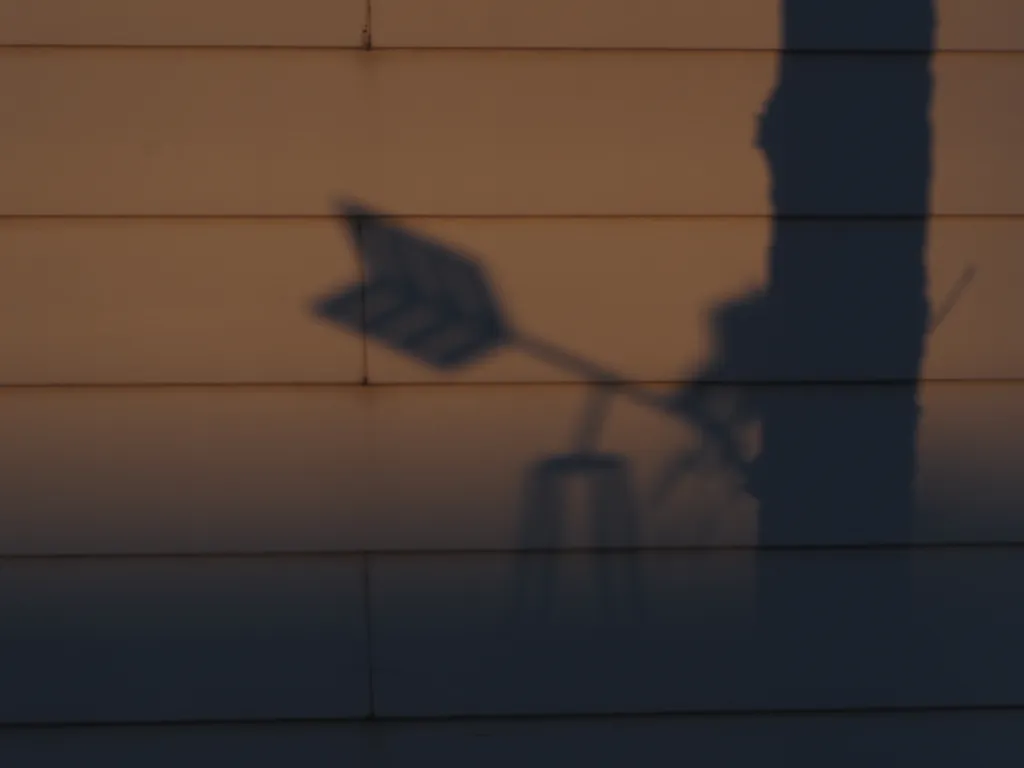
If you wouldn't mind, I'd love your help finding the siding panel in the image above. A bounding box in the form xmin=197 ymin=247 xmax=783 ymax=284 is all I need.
xmin=3 ymin=713 xmax=1022 ymax=766
xmin=0 ymin=558 xmax=369 ymax=723
xmin=0 ymin=1 xmax=367 ymax=47
xmin=374 ymin=0 xmax=1024 ymax=52
xmin=0 ymin=219 xmax=364 ymax=385
xmin=1 ymin=383 xmax=1022 ymax=554
xmin=366 ymin=713 xmax=1024 ymax=767
xmin=2 ymin=217 xmax=1010 ymax=386
xmin=354 ymin=217 xmax=1014 ymax=384
xmin=0 ymin=389 xmax=376 ymax=556
xmin=4 ymin=1 xmax=1023 ymax=53
xmin=0 ymin=725 xmax=374 ymax=767
xmin=2 ymin=51 xmax=1021 ymax=216
xmin=371 ymin=548 xmax=1024 ymax=716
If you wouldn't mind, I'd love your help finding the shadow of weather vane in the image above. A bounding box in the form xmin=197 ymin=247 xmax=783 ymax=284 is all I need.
xmin=313 ymin=201 xmax=687 ymax=431
xmin=313 ymin=202 xmax=513 ymax=371
xmin=316 ymin=201 xmax=988 ymax=501
xmin=312 ymin=201 xmax=977 ymax=619
xmin=311 ymin=201 xmax=714 ymax=621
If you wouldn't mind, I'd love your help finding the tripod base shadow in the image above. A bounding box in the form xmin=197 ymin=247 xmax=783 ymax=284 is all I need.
xmin=511 ymin=453 xmax=644 ymax=625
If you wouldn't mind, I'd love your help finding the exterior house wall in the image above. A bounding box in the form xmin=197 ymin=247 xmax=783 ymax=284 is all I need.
xmin=2 ymin=2 xmax=1023 ymax=763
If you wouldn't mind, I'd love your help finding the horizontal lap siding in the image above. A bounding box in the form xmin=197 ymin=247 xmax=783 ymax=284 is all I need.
xmin=0 ymin=1 xmax=367 ymax=47
xmin=1 ymin=51 xmax=1022 ymax=216
xmin=0 ymin=217 xmax=1013 ymax=385
xmin=0 ymin=725 xmax=374 ymax=767
xmin=370 ymin=548 xmax=1024 ymax=716
xmin=3 ymin=714 xmax=1023 ymax=766
xmin=4 ymin=547 xmax=1024 ymax=722
xmin=374 ymin=0 xmax=1024 ymax=51
xmin=1 ymin=383 xmax=1022 ymax=554
xmin=0 ymin=220 xmax=364 ymax=384
xmin=3 ymin=0 xmax=1022 ymax=736
xmin=0 ymin=558 xmax=370 ymax=723
xmin=5 ymin=1 xmax=1023 ymax=52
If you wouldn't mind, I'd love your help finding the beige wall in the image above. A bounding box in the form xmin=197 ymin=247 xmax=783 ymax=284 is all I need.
xmin=2 ymin=1 xmax=1023 ymax=755
xmin=3 ymin=1 xmax=1023 ymax=50
xmin=2 ymin=51 xmax=1023 ymax=216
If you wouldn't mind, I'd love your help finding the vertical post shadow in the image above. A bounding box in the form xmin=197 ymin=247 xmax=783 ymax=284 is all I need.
xmin=753 ymin=0 xmax=933 ymax=544
xmin=514 ymin=385 xmax=642 ymax=626
xmin=749 ymin=0 xmax=935 ymax=701
xmin=515 ymin=453 xmax=642 ymax=624
xmin=648 ymin=0 xmax=936 ymax=705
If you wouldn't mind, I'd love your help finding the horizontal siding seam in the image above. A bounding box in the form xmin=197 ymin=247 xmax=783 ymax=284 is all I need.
xmin=2 ymin=45 xmax=1024 ymax=54
xmin=5 ymin=702 xmax=1024 ymax=730
xmin=3 ymin=378 xmax=1024 ymax=390
xmin=3 ymin=214 xmax=1024 ymax=222
xmin=5 ymin=540 xmax=1024 ymax=562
